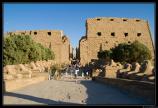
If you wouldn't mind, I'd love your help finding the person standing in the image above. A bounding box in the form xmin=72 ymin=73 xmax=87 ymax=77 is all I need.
xmin=80 ymin=65 xmax=84 ymax=78
xmin=75 ymin=66 xmax=79 ymax=79
xmin=65 ymin=65 xmax=69 ymax=77
xmin=86 ymin=71 xmax=89 ymax=79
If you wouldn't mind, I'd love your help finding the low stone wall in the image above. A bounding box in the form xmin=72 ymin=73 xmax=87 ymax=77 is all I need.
xmin=3 ymin=60 xmax=55 ymax=80
xmin=93 ymin=77 xmax=155 ymax=104
xmin=3 ymin=60 xmax=56 ymax=92
xmin=4 ymin=73 xmax=48 ymax=92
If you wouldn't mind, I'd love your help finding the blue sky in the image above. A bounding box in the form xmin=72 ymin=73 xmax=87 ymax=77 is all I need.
xmin=3 ymin=3 xmax=155 ymax=48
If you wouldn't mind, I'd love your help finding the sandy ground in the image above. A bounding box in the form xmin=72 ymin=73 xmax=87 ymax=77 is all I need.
xmin=4 ymin=73 xmax=48 ymax=92
xmin=3 ymin=75 xmax=150 ymax=105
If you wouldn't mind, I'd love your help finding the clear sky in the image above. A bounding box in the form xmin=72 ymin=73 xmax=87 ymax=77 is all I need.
xmin=3 ymin=3 xmax=155 ymax=48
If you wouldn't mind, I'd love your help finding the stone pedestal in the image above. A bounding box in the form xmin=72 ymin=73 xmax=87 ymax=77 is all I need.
xmin=105 ymin=66 xmax=118 ymax=78
xmin=92 ymin=69 xmax=100 ymax=77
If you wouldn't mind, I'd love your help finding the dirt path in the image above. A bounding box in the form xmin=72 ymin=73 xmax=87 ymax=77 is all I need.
xmin=3 ymin=77 xmax=149 ymax=105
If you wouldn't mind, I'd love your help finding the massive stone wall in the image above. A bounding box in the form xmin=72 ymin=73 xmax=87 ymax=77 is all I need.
xmin=79 ymin=17 xmax=155 ymax=66
xmin=6 ymin=30 xmax=72 ymax=64
xmin=69 ymin=44 xmax=73 ymax=60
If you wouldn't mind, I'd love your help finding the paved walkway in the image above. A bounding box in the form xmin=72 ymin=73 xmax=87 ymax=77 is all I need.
xmin=3 ymin=77 xmax=149 ymax=105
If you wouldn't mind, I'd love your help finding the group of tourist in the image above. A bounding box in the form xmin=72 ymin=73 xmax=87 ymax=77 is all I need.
xmin=65 ymin=59 xmax=90 ymax=79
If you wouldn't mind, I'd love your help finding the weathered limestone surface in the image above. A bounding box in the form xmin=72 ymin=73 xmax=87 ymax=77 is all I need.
xmin=125 ymin=62 xmax=141 ymax=79
xmin=119 ymin=63 xmax=132 ymax=73
xmin=6 ymin=30 xmax=72 ymax=64
xmin=105 ymin=66 xmax=118 ymax=78
xmin=135 ymin=60 xmax=154 ymax=77
xmin=91 ymin=59 xmax=123 ymax=78
xmin=3 ymin=60 xmax=55 ymax=91
xmin=79 ymin=17 xmax=155 ymax=66
xmin=3 ymin=60 xmax=55 ymax=81
xmin=116 ymin=60 xmax=155 ymax=82
xmin=104 ymin=60 xmax=123 ymax=78
xmin=131 ymin=60 xmax=154 ymax=81
xmin=92 ymin=68 xmax=101 ymax=77
xmin=126 ymin=62 xmax=141 ymax=75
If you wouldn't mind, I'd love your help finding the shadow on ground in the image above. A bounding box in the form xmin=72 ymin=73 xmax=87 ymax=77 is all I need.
xmin=3 ymin=79 xmax=153 ymax=105
xmin=3 ymin=92 xmax=81 ymax=105
xmin=79 ymin=80 xmax=152 ymax=105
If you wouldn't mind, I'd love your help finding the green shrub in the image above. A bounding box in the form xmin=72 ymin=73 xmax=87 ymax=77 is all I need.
xmin=3 ymin=35 xmax=55 ymax=66
xmin=111 ymin=43 xmax=132 ymax=63
xmin=97 ymin=41 xmax=152 ymax=64
xmin=130 ymin=40 xmax=151 ymax=63
xmin=97 ymin=50 xmax=112 ymax=60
